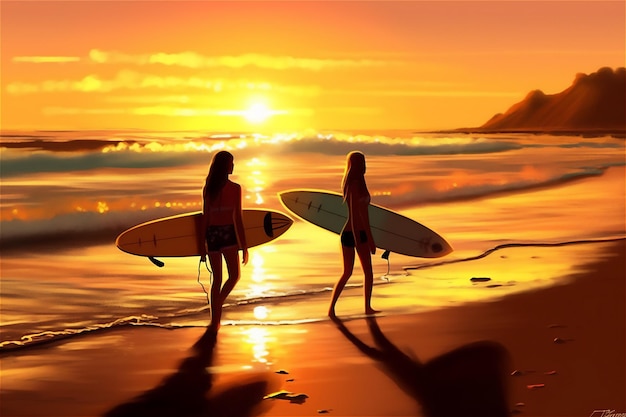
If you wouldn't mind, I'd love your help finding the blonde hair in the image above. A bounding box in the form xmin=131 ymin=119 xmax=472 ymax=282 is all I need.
xmin=341 ymin=151 xmax=367 ymax=201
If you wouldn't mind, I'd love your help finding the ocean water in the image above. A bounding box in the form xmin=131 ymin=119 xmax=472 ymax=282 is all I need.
xmin=1 ymin=130 xmax=624 ymax=351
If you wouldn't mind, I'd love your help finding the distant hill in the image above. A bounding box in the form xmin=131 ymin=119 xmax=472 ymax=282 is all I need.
xmin=458 ymin=67 xmax=626 ymax=134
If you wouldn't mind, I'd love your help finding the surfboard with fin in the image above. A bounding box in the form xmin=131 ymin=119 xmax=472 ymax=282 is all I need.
xmin=279 ymin=190 xmax=452 ymax=258
xmin=116 ymin=209 xmax=293 ymax=266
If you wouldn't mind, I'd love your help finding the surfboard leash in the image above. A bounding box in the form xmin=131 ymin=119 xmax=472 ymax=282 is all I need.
xmin=197 ymin=258 xmax=212 ymax=306
xmin=382 ymin=249 xmax=391 ymax=281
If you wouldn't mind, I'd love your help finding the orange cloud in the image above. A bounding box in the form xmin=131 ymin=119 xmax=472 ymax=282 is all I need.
xmin=326 ymin=89 xmax=522 ymax=98
xmin=12 ymin=56 xmax=81 ymax=63
xmin=42 ymin=105 xmax=312 ymax=119
xmin=88 ymin=49 xmax=397 ymax=70
xmin=6 ymin=70 xmax=320 ymax=96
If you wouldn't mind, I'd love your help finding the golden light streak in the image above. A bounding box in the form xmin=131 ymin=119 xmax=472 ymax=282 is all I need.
xmin=242 ymin=327 xmax=270 ymax=364
xmin=1 ymin=192 xmax=203 ymax=221
xmin=12 ymin=56 xmax=81 ymax=63
xmin=243 ymin=157 xmax=267 ymax=205
xmin=87 ymin=49 xmax=395 ymax=70
xmin=245 ymin=248 xmax=272 ymax=299
xmin=326 ymin=89 xmax=522 ymax=98
xmin=217 ymin=108 xmax=288 ymax=121
xmin=96 ymin=201 xmax=109 ymax=214
xmin=7 ymin=71 xmax=319 ymax=96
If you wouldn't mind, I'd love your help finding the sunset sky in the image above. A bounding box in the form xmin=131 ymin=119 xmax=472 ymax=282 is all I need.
xmin=2 ymin=1 xmax=624 ymax=132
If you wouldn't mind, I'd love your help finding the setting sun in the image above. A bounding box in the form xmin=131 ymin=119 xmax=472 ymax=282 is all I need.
xmin=244 ymin=102 xmax=272 ymax=124
xmin=2 ymin=2 xmax=623 ymax=131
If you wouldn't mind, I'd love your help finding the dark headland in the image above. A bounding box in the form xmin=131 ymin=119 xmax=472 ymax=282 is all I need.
xmin=442 ymin=67 xmax=626 ymax=137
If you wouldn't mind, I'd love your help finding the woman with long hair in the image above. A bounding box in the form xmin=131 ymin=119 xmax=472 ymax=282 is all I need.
xmin=328 ymin=151 xmax=379 ymax=318
xmin=200 ymin=150 xmax=248 ymax=332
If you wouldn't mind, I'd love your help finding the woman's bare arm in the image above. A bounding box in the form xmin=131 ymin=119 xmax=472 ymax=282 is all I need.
xmin=199 ymin=185 xmax=211 ymax=261
xmin=233 ymin=184 xmax=249 ymax=265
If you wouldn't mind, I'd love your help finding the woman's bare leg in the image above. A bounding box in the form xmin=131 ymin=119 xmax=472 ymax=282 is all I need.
xmin=328 ymin=245 xmax=355 ymax=318
xmin=208 ymin=252 xmax=223 ymax=331
xmin=219 ymin=247 xmax=241 ymax=304
xmin=356 ymin=243 xmax=380 ymax=315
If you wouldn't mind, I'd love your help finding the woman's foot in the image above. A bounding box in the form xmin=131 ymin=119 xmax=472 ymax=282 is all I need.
xmin=207 ymin=321 xmax=221 ymax=334
xmin=193 ymin=326 xmax=218 ymax=350
xmin=365 ymin=307 xmax=381 ymax=315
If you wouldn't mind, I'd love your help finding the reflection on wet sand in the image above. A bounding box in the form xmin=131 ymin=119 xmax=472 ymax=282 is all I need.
xmin=104 ymin=328 xmax=275 ymax=417
xmin=333 ymin=317 xmax=511 ymax=417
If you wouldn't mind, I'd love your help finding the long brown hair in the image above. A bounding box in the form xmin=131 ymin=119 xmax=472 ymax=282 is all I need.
xmin=204 ymin=151 xmax=233 ymax=203
xmin=341 ymin=151 xmax=368 ymax=201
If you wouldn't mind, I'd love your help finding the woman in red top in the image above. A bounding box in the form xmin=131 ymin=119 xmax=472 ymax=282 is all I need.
xmin=329 ymin=151 xmax=379 ymax=318
xmin=200 ymin=151 xmax=248 ymax=332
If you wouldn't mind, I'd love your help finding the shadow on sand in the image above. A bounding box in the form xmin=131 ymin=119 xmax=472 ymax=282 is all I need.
xmin=104 ymin=328 xmax=274 ymax=417
xmin=333 ymin=316 xmax=511 ymax=417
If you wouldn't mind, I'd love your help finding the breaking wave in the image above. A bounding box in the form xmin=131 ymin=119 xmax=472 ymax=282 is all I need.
xmin=3 ymin=130 xmax=622 ymax=177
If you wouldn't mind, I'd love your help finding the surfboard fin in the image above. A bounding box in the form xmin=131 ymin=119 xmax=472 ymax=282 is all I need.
xmin=381 ymin=250 xmax=391 ymax=260
xmin=148 ymin=256 xmax=165 ymax=267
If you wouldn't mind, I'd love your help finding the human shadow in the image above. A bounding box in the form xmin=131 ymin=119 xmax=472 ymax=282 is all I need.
xmin=332 ymin=317 xmax=511 ymax=417
xmin=104 ymin=328 xmax=274 ymax=417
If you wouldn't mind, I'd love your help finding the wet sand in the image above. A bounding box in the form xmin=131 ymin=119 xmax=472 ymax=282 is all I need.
xmin=1 ymin=240 xmax=624 ymax=417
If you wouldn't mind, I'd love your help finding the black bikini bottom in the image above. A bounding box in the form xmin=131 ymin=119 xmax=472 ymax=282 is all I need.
xmin=341 ymin=230 xmax=367 ymax=247
xmin=206 ymin=224 xmax=238 ymax=252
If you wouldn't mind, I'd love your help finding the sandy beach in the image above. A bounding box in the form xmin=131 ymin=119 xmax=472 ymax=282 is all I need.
xmin=1 ymin=239 xmax=623 ymax=417
xmin=3 ymin=1 xmax=625 ymax=415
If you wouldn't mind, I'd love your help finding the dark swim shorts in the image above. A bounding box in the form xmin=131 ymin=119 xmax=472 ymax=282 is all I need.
xmin=340 ymin=230 xmax=368 ymax=247
xmin=206 ymin=224 xmax=238 ymax=252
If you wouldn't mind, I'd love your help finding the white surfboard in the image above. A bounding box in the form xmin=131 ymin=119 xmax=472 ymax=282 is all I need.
xmin=279 ymin=190 xmax=452 ymax=258
xmin=116 ymin=209 xmax=293 ymax=258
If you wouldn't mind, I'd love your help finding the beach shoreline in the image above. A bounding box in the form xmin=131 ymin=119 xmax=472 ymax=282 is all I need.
xmin=1 ymin=239 xmax=624 ymax=417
